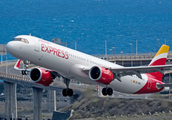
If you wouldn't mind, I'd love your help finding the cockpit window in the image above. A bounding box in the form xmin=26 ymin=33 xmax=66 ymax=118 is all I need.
xmin=14 ymin=38 xmax=29 ymax=44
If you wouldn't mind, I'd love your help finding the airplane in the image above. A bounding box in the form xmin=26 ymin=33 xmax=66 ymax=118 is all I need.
xmin=5 ymin=35 xmax=172 ymax=97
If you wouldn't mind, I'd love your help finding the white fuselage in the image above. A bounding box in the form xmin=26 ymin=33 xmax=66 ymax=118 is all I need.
xmin=6 ymin=35 xmax=149 ymax=94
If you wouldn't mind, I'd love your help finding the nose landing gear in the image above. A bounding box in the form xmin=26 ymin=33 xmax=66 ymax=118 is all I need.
xmin=21 ymin=70 xmax=28 ymax=75
xmin=21 ymin=60 xmax=30 ymax=75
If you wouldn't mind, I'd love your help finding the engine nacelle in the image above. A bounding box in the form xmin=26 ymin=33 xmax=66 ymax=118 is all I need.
xmin=89 ymin=66 xmax=113 ymax=85
xmin=30 ymin=68 xmax=53 ymax=86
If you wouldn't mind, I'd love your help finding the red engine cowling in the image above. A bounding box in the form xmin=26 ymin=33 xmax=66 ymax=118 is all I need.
xmin=29 ymin=68 xmax=53 ymax=86
xmin=89 ymin=66 xmax=113 ymax=85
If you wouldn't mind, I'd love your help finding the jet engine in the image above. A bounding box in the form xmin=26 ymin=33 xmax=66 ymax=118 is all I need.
xmin=30 ymin=68 xmax=53 ymax=86
xmin=89 ymin=66 xmax=113 ymax=85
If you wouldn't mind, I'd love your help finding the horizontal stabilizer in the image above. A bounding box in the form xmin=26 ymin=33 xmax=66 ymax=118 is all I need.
xmin=157 ymin=83 xmax=172 ymax=87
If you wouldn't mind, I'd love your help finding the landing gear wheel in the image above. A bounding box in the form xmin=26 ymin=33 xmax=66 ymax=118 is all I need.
xmin=62 ymin=89 xmax=68 ymax=97
xmin=67 ymin=89 xmax=73 ymax=97
xmin=102 ymin=88 xmax=107 ymax=96
xmin=22 ymin=71 xmax=24 ymax=75
xmin=107 ymin=88 xmax=113 ymax=96
xmin=102 ymin=87 xmax=113 ymax=96
xmin=21 ymin=70 xmax=28 ymax=75
xmin=62 ymin=89 xmax=73 ymax=97
xmin=24 ymin=70 xmax=28 ymax=75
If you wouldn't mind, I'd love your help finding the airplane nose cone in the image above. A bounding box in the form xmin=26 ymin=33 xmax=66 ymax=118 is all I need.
xmin=6 ymin=41 xmax=14 ymax=53
xmin=6 ymin=41 xmax=26 ymax=59
xmin=6 ymin=41 xmax=19 ymax=57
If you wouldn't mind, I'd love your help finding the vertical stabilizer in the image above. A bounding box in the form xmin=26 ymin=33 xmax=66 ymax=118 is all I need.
xmin=148 ymin=45 xmax=169 ymax=81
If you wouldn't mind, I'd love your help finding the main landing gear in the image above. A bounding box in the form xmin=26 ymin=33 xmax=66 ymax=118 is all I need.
xmin=102 ymin=87 xmax=113 ymax=96
xmin=62 ymin=78 xmax=73 ymax=97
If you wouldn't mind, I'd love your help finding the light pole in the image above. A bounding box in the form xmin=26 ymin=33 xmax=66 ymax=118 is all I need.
xmin=120 ymin=51 xmax=124 ymax=65
xmin=6 ymin=55 xmax=7 ymax=74
xmin=1 ymin=55 xmax=2 ymax=65
xmin=136 ymin=39 xmax=138 ymax=56
xmin=169 ymin=72 xmax=171 ymax=99
xmin=105 ymin=39 xmax=107 ymax=58
xmin=75 ymin=40 xmax=77 ymax=50
xmin=129 ymin=43 xmax=133 ymax=54
xmin=157 ymin=39 xmax=160 ymax=48
xmin=112 ymin=47 xmax=115 ymax=56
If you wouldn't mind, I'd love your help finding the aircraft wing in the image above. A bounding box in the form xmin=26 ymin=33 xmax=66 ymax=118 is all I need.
xmin=110 ymin=65 xmax=172 ymax=80
xmin=83 ymin=64 xmax=172 ymax=82
xmin=83 ymin=65 xmax=172 ymax=75
xmin=111 ymin=65 xmax=172 ymax=75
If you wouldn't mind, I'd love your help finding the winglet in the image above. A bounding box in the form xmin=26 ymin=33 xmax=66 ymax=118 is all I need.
xmin=14 ymin=59 xmax=31 ymax=73
xmin=14 ymin=59 xmax=21 ymax=70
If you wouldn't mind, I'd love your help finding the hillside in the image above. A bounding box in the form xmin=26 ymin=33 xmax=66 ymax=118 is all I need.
xmin=60 ymin=89 xmax=172 ymax=120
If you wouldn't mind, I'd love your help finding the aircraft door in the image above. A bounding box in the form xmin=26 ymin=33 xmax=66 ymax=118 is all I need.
xmin=34 ymin=39 xmax=40 ymax=52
